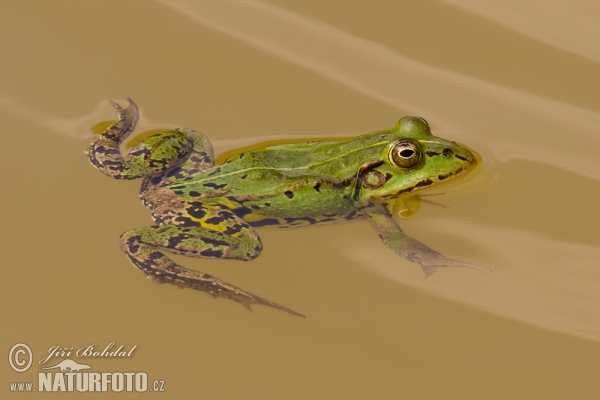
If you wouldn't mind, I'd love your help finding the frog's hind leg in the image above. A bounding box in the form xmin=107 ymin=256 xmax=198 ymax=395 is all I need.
xmin=119 ymin=213 xmax=304 ymax=318
xmin=138 ymin=128 xmax=216 ymax=214
xmin=148 ymin=128 xmax=214 ymax=187
xmin=88 ymin=99 xmax=199 ymax=180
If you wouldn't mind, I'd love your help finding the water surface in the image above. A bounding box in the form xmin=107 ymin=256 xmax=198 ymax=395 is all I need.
xmin=1 ymin=1 xmax=599 ymax=399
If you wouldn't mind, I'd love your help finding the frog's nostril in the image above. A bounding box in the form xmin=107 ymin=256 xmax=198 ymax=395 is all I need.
xmin=455 ymin=154 xmax=473 ymax=162
xmin=442 ymin=148 xmax=453 ymax=157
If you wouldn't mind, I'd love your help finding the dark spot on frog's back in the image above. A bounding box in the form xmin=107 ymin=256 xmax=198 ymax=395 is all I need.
xmin=232 ymin=206 xmax=252 ymax=218
xmin=204 ymin=217 xmax=223 ymax=225
xmin=284 ymin=190 xmax=294 ymax=199
xmin=187 ymin=204 xmax=207 ymax=219
xmin=223 ymin=225 xmax=244 ymax=235
xmin=203 ymin=182 xmax=228 ymax=190
xmin=314 ymin=183 xmax=321 ymax=192
xmin=189 ymin=190 xmax=201 ymax=197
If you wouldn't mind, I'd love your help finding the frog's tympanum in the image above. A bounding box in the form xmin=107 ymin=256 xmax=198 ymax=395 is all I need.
xmin=88 ymin=99 xmax=482 ymax=317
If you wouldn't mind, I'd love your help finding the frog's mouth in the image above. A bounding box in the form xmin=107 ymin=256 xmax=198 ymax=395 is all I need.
xmin=381 ymin=167 xmax=468 ymax=199
xmin=388 ymin=155 xmax=476 ymax=199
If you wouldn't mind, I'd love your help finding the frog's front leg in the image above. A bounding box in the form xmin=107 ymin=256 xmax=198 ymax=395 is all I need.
xmin=119 ymin=211 xmax=304 ymax=317
xmin=362 ymin=202 xmax=488 ymax=276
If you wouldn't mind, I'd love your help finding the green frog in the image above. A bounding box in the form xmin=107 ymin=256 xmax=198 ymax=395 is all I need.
xmin=88 ymin=99 xmax=482 ymax=317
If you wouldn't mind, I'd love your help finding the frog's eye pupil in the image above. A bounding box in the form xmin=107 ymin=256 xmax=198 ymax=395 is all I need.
xmin=400 ymin=149 xmax=414 ymax=158
xmin=389 ymin=140 xmax=421 ymax=169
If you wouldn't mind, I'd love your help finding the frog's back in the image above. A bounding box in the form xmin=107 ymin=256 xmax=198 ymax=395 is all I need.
xmin=222 ymin=132 xmax=389 ymax=171
xmin=211 ymin=139 xmax=367 ymax=223
xmin=167 ymin=132 xmax=390 ymax=220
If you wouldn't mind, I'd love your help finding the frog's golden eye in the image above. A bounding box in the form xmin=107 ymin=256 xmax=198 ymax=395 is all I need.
xmin=389 ymin=140 xmax=422 ymax=169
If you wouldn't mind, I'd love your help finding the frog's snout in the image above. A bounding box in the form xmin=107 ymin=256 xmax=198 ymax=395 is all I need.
xmin=460 ymin=153 xmax=475 ymax=164
xmin=464 ymin=151 xmax=476 ymax=166
xmin=440 ymin=146 xmax=475 ymax=166
xmin=452 ymin=143 xmax=477 ymax=167
xmin=462 ymin=154 xmax=476 ymax=167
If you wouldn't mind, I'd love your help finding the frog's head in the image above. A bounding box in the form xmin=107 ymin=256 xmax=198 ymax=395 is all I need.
xmin=354 ymin=116 xmax=477 ymax=205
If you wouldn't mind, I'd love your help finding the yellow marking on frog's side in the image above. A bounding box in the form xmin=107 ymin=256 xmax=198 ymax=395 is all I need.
xmin=185 ymin=214 xmax=230 ymax=233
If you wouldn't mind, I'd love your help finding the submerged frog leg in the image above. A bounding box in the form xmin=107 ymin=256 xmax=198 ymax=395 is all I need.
xmin=119 ymin=210 xmax=305 ymax=318
xmin=362 ymin=202 xmax=490 ymax=277
xmin=88 ymin=99 xmax=199 ymax=180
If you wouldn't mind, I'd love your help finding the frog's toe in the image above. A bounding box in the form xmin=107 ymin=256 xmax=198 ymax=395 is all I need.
xmin=209 ymin=278 xmax=306 ymax=318
xmin=419 ymin=257 xmax=492 ymax=278
xmin=421 ymin=265 xmax=438 ymax=278
xmin=107 ymin=98 xmax=139 ymax=141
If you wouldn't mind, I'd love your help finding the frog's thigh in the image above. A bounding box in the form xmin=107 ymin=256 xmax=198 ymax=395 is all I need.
xmin=124 ymin=131 xmax=195 ymax=178
xmin=120 ymin=209 xmax=262 ymax=286
xmin=121 ymin=222 xmax=262 ymax=268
